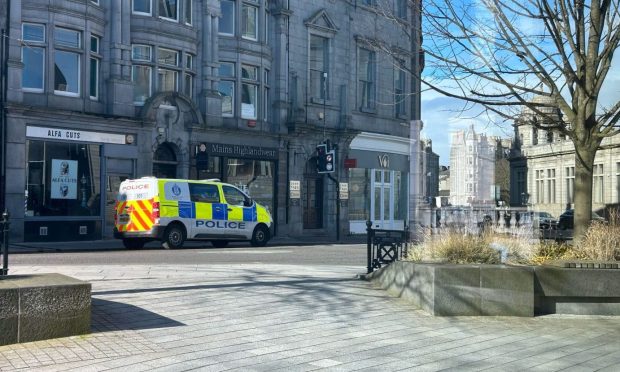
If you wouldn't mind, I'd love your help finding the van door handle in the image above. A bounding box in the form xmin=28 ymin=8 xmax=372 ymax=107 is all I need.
xmin=227 ymin=208 xmax=233 ymax=211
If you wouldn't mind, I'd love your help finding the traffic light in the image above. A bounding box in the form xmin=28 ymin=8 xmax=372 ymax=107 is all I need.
xmin=316 ymin=144 xmax=335 ymax=173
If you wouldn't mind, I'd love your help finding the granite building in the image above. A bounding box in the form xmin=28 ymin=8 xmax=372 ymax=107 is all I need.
xmin=0 ymin=0 xmax=420 ymax=242
xmin=509 ymin=97 xmax=620 ymax=217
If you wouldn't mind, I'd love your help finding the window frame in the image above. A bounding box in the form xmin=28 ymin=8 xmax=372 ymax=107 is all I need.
xmin=241 ymin=2 xmax=259 ymax=41
xmin=394 ymin=60 xmax=406 ymax=117
xmin=565 ymin=166 xmax=575 ymax=204
xmin=241 ymin=63 xmax=259 ymax=120
xmin=219 ymin=0 xmax=235 ymax=36
xmin=183 ymin=72 xmax=193 ymax=98
xmin=309 ymin=34 xmax=329 ymax=100
xmin=23 ymin=23 xmax=46 ymax=43
xmin=157 ymin=47 xmax=179 ymax=67
xmin=184 ymin=0 xmax=193 ymax=25
xmin=594 ymin=163 xmax=604 ymax=203
xmin=132 ymin=44 xmax=152 ymax=62
xmin=89 ymin=35 xmax=101 ymax=100
xmin=132 ymin=0 xmax=152 ymax=15
xmin=357 ymin=47 xmax=376 ymax=111
xmin=53 ymin=45 xmax=81 ymax=97
xmin=219 ymin=62 xmax=236 ymax=117
xmin=159 ymin=0 xmax=180 ymax=22
xmin=132 ymin=65 xmax=153 ymax=105
xmin=21 ymin=23 xmax=46 ymax=93
xmin=157 ymin=67 xmax=179 ymax=92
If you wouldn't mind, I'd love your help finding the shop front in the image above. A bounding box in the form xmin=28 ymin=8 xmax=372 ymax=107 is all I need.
xmin=346 ymin=133 xmax=410 ymax=234
xmin=190 ymin=142 xmax=278 ymax=219
xmin=23 ymin=126 xmax=137 ymax=241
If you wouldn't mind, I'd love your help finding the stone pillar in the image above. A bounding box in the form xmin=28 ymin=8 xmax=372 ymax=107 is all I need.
xmin=201 ymin=1 xmax=222 ymax=126
xmin=272 ymin=5 xmax=291 ymax=134
xmin=106 ymin=0 xmax=133 ymax=117
xmin=409 ymin=120 xmax=423 ymax=242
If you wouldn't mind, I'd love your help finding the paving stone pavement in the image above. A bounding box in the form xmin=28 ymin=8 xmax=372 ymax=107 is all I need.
xmin=2 ymin=264 xmax=620 ymax=371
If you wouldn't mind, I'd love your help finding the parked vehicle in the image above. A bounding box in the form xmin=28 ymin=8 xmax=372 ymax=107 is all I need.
xmin=533 ymin=211 xmax=556 ymax=229
xmin=557 ymin=209 xmax=605 ymax=230
xmin=114 ymin=177 xmax=273 ymax=249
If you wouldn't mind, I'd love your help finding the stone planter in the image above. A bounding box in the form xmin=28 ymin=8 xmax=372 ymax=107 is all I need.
xmin=364 ymin=261 xmax=620 ymax=317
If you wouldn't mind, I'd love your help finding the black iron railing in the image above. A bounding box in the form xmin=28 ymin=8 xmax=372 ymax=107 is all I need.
xmin=366 ymin=221 xmax=408 ymax=274
xmin=1 ymin=210 xmax=9 ymax=277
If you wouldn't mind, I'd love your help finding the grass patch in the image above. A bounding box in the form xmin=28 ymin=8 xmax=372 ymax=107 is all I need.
xmin=405 ymin=217 xmax=620 ymax=265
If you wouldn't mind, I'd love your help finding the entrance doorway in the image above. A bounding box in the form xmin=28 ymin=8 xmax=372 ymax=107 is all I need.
xmin=303 ymin=158 xmax=324 ymax=229
xmin=153 ymin=142 xmax=178 ymax=178
xmin=370 ymin=169 xmax=403 ymax=230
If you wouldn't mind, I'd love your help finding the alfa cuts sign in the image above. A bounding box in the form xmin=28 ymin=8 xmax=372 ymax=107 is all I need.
xmin=26 ymin=126 xmax=128 ymax=144
xmin=51 ymin=159 xmax=78 ymax=199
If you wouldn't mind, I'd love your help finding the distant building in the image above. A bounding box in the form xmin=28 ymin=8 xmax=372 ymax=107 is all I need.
xmin=422 ymin=139 xmax=439 ymax=201
xmin=437 ymin=165 xmax=450 ymax=206
xmin=449 ymin=126 xmax=496 ymax=206
xmin=509 ymin=96 xmax=620 ymax=216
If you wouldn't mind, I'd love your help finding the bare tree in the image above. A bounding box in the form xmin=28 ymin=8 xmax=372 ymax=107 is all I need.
xmin=372 ymin=0 xmax=620 ymax=242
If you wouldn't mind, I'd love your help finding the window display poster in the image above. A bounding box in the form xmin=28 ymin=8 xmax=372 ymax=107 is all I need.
xmin=51 ymin=159 xmax=78 ymax=199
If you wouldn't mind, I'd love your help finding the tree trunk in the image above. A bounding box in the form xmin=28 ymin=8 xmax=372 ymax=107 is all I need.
xmin=572 ymin=143 xmax=597 ymax=244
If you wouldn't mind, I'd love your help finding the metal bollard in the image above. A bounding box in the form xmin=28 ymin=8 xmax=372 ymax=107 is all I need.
xmin=1 ymin=210 xmax=9 ymax=277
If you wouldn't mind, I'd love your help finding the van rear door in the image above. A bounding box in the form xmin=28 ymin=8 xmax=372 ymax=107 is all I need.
xmin=116 ymin=178 xmax=158 ymax=232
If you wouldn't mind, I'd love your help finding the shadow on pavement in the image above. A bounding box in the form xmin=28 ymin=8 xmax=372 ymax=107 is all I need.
xmin=91 ymin=298 xmax=185 ymax=333
xmin=92 ymin=277 xmax=359 ymax=297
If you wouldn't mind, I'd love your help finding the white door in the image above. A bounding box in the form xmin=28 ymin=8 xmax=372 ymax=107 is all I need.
xmin=370 ymin=169 xmax=395 ymax=229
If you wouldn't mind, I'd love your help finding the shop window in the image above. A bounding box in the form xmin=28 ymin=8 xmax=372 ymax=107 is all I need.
xmin=225 ymin=158 xmax=274 ymax=212
xmin=348 ymin=168 xmax=370 ymax=221
xmin=26 ymin=140 xmax=101 ymax=217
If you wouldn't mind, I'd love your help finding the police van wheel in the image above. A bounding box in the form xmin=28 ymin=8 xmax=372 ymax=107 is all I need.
xmin=163 ymin=224 xmax=186 ymax=249
xmin=250 ymin=225 xmax=269 ymax=247
xmin=211 ymin=240 xmax=229 ymax=248
xmin=123 ymin=238 xmax=146 ymax=250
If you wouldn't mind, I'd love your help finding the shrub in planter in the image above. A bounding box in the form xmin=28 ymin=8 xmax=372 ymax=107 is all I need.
xmin=577 ymin=210 xmax=620 ymax=261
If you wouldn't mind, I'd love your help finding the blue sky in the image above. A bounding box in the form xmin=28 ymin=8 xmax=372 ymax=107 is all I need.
xmin=421 ymin=0 xmax=620 ymax=165
xmin=420 ymin=54 xmax=620 ymax=166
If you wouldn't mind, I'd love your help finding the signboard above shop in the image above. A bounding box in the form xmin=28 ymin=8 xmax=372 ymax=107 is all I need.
xmin=26 ymin=126 xmax=133 ymax=145
xmin=205 ymin=143 xmax=278 ymax=160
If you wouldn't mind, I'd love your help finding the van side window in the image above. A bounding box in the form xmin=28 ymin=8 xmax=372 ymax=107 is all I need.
xmin=222 ymin=185 xmax=250 ymax=206
xmin=189 ymin=184 xmax=220 ymax=203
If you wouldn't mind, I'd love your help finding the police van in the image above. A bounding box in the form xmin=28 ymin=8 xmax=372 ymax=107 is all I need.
xmin=114 ymin=177 xmax=273 ymax=249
